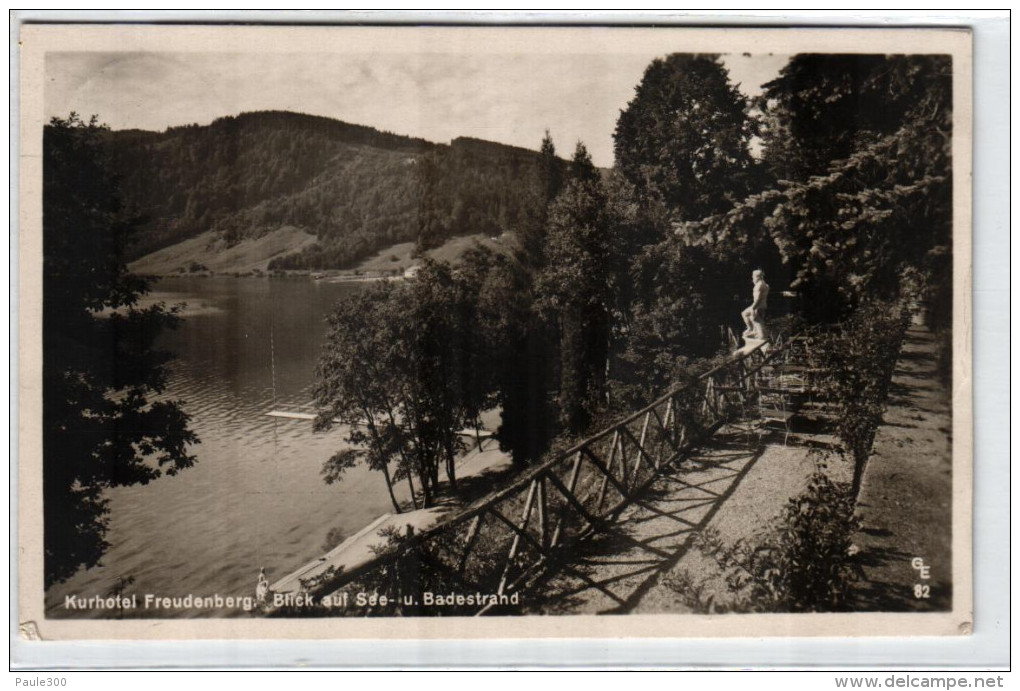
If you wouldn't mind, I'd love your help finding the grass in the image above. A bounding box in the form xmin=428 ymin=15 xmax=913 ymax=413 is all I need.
xmin=132 ymin=228 xmax=512 ymax=277
xmin=129 ymin=226 xmax=318 ymax=275
xmin=351 ymin=233 xmax=510 ymax=274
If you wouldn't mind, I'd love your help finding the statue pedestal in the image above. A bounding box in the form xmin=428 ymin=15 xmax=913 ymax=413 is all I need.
xmin=736 ymin=336 xmax=768 ymax=356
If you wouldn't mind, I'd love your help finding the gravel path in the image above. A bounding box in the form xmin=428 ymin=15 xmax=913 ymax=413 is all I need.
xmin=526 ymin=425 xmax=830 ymax=614
xmin=524 ymin=325 xmax=953 ymax=616
xmin=852 ymin=326 xmax=954 ymax=612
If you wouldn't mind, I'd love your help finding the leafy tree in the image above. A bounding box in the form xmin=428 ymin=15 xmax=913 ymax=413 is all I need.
xmin=314 ymin=261 xmax=490 ymax=507
xmin=611 ymin=53 xmax=778 ymax=363
xmin=759 ymin=55 xmax=952 ymax=318
xmin=312 ymin=282 xmax=413 ymax=512
xmin=400 ymin=262 xmax=483 ymax=494
xmin=538 ymin=143 xmax=631 ymax=433
xmin=817 ymin=302 xmax=908 ymax=497
xmin=43 ymin=114 xmax=198 ymax=587
xmin=758 ymin=54 xmax=950 ymax=183
xmin=612 ymin=242 xmax=730 ymax=408
xmin=679 ymin=54 xmax=952 ymax=321
xmin=457 ymin=244 xmax=554 ymax=468
xmin=614 ymin=54 xmax=758 ymax=223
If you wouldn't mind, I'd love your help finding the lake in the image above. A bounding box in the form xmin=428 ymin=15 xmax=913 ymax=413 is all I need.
xmin=45 ymin=276 xmax=394 ymax=618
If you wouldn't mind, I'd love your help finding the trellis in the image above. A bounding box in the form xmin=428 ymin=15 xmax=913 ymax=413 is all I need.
xmin=282 ymin=338 xmax=798 ymax=616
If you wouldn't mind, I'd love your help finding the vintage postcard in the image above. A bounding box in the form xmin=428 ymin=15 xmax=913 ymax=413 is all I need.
xmin=17 ymin=23 xmax=973 ymax=641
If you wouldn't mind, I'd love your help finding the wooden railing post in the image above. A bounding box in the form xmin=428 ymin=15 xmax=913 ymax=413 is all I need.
xmin=496 ymin=479 xmax=538 ymax=594
xmin=660 ymin=396 xmax=676 ymax=460
xmin=594 ymin=431 xmax=621 ymax=513
xmin=648 ymin=404 xmax=675 ymax=467
xmin=624 ymin=413 xmax=652 ymax=490
xmin=550 ymin=451 xmax=584 ymax=548
xmin=456 ymin=514 xmax=483 ymax=576
xmin=537 ymin=476 xmax=548 ymax=550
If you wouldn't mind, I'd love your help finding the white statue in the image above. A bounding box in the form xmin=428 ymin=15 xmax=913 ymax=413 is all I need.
xmin=741 ymin=269 xmax=770 ymax=341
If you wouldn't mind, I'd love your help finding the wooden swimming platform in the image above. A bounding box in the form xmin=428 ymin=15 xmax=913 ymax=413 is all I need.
xmin=265 ymin=407 xmax=495 ymax=439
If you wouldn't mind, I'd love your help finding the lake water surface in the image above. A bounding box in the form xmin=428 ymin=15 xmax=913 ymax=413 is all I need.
xmin=45 ymin=276 xmax=395 ymax=618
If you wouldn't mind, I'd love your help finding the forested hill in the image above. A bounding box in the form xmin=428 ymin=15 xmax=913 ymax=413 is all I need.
xmin=103 ymin=110 xmax=559 ymax=270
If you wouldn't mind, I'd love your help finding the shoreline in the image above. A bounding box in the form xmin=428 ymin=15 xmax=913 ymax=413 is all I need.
xmin=139 ymin=270 xmax=408 ymax=284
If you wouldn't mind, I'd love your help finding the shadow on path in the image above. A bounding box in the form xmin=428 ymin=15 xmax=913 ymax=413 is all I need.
xmin=525 ymin=431 xmax=769 ymax=614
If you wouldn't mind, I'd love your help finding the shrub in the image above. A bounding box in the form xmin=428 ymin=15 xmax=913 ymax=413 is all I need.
xmin=667 ymin=453 xmax=863 ymax=613
xmin=816 ymin=301 xmax=907 ymax=496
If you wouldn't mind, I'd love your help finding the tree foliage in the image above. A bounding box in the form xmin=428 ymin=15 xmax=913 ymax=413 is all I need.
xmin=537 ymin=143 xmax=634 ymax=433
xmin=456 ymin=244 xmax=555 ymax=468
xmin=816 ymin=302 xmax=909 ymax=496
xmin=314 ymin=261 xmax=490 ymax=508
xmin=43 ymin=114 xmax=198 ymax=587
xmin=612 ymin=242 xmax=730 ymax=408
xmin=311 ymin=281 xmax=411 ymax=511
xmin=614 ymin=54 xmax=759 ymax=222
xmin=679 ymin=54 xmax=952 ymax=321
xmin=758 ymin=54 xmax=951 ymax=182
xmin=609 ymin=53 xmax=781 ymax=388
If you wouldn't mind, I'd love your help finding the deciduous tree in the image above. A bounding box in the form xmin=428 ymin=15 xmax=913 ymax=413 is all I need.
xmin=314 ymin=261 xmax=490 ymax=507
xmin=313 ymin=282 xmax=411 ymax=512
xmin=43 ymin=114 xmax=198 ymax=587
xmin=614 ymin=54 xmax=758 ymax=223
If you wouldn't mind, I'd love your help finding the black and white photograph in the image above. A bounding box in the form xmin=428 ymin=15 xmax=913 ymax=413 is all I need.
xmin=17 ymin=23 xmax=972 ymax=640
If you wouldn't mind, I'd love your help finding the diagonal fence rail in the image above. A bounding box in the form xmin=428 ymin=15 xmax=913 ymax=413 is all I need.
xmin=272 ymin=337 xmax=805 ymax=617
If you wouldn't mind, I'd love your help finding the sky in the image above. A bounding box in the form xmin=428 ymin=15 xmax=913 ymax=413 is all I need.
xmin=45 ymin=50 xmax=789 ymax=168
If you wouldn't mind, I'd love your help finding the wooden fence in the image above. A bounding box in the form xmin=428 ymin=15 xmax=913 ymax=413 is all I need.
xmin=276 ymin=338 xmax=797 ymax=616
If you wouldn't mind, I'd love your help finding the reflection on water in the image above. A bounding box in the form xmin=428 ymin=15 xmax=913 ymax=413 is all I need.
xmin=45 ymin=277 xmax=393 ymax=618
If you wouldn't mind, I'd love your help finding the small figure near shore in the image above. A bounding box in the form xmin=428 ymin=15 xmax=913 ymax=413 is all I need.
xmin=255 ymin=567 xmax=270 ymax=607
xmin=741 ymin=269 xmax=770 ymax=341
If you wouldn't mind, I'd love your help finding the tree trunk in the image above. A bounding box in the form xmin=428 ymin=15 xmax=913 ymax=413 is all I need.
xmin=380 ymin=460 xmax=401 ymax=514
xmin=473 ymin=419 xmax=483 ymax=452
xmin=420 ymin=475 xmax=432 ymax=508
xmin=379 ymin=404 xmax=418 ymax=510
xmin=444 ymin=436 xmax=458 ymax=491
xmin=406 ymin=471 xmax=418 ymax=510
xmin=360 ymin=404 xmax=401 ymax=514
xmin=418 ymin=453 xmax=433 ymax=508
